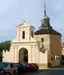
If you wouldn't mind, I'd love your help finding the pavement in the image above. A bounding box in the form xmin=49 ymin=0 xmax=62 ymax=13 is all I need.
xmin=23 ymin=65 xmax=64 ymax=75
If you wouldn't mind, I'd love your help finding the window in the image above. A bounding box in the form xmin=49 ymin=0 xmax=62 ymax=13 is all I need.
xmin=22 ymin=31 xmax=25 ymax=39
xmin=31 ymin=31 xmax=34 ymax=38
xmin=41 ymin=38 xmax=44 ymax=42
xmin=51 ymin=57 xmax=53 ymax=61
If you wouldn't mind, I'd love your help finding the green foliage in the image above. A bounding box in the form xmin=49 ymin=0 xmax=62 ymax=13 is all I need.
xmin=0 ymin=40 xmax=11 ymax=62
xmin=0 ymin=40 xmax=11 ymax=52
xmin=24 ymin=54 xmax=28 ymax=63
xmin=62 ymin=55 xmax=64 ymax=60
xmin=60 ymin=55 xmax=64 ymax=65
xmin=0 ymin=52 xmax=2 ymax=56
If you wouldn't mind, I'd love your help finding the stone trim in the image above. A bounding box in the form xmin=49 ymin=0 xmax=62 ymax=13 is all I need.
xmin=38 ymin=63 xmax=51 ymax=68
xmin=38 ymin=63 xmax=48 ymax=68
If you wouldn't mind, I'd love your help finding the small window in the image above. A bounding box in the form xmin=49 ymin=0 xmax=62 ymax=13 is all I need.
xmin=51 ymin=57 xmax=53 ymax=61
xmin=41 ymin=38 xmax=44 ymax=42
xmin=31 ymin=31 xmax=33 ymax=38
xmin=22 ymin=31 xmax=25 ymax=39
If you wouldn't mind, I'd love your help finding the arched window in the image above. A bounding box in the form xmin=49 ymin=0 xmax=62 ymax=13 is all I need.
xmin=22 ymin=31 xmax=25 ymax=39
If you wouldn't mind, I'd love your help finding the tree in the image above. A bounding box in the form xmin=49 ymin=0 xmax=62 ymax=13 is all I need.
xmin=0 ymin=40 xmax=11 ymax=61
xmin=0 ymin=40 xmax=11 ymax=52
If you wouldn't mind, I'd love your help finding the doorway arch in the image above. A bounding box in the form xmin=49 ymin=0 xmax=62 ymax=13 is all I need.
xmin=19 ymin=48 xmax=28 ymax=63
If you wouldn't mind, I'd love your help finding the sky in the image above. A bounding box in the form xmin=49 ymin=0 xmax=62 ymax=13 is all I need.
xmin=0 ymin=0 xmax=64 ymax=42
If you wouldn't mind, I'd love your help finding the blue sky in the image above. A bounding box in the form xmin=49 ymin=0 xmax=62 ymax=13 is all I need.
xmin=0 ymin=0 xmax=64 ymax=42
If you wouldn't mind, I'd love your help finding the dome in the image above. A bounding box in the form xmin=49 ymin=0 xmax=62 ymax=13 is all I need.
xmin=41 ymin=14 xmax=50 ymax=27
xmin=42 ymin=15 xmax=49 ymax=19
xmin=40 ymin=5 xmax=50 ymax=28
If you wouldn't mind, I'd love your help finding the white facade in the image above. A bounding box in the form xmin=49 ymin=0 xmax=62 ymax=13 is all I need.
xmin=3 ymin=24 xmax=48 ymax=65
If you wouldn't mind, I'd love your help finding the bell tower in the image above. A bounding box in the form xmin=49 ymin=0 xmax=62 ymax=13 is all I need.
xmin=40 ymin=4 xmax=51 ymax=29
xmin=16 ymin=24 xmax=35 ymax=41
xmin=35 ymin=4 xmax=61 ymax=68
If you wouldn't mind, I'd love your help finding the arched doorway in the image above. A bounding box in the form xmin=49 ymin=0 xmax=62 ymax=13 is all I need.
xmin=19 ymin=48 xmax=28 ymax=63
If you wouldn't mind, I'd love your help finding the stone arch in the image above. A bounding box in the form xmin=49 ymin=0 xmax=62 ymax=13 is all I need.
xmin=19 ymin=48 xmax=28 ymax=63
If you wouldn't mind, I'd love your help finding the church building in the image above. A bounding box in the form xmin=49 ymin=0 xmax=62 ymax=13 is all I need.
xmin=3 ymin=5 xmax=62 ymax=68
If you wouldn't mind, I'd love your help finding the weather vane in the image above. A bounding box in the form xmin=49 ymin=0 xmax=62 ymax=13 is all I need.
xmin=21 ymin=20 xmax=26 ymax=25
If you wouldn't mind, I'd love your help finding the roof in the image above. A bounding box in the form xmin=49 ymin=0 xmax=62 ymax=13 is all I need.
xmin=35 ymin=5 xmax=61 ymax=36
xmin=35 ymin=28 xmax=61 ymax=36
xmin=17 ymin=24 xmax=35 ymax=29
